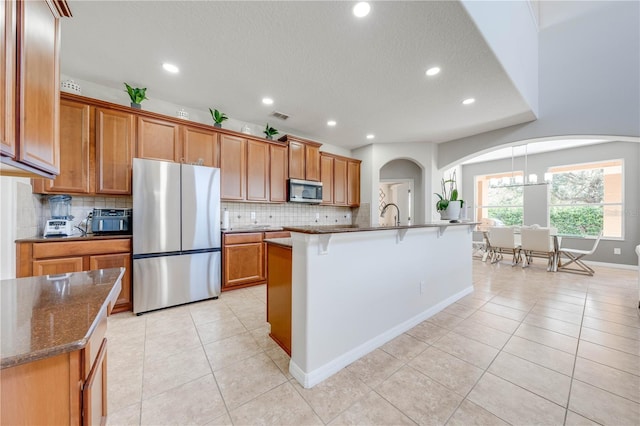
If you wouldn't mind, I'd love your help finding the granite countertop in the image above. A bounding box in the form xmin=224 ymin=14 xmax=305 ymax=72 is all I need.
xmin=264 ymin=237 xmax=292 ymax=248
xmin=283 ymin=222 xmax=480 ymax=234
xmin=0 ymin=268 xmax=124 ymax=369
xmin=16 ymin=234 xmax=132 ymax=243
xmin=222 ymin=226 xmax=284 ymax=234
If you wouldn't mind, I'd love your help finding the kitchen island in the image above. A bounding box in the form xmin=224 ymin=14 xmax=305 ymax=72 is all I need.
xmin=1 ymin=268 xmax=124 ymax=425
xmin=281 ymin=222 xmax=477 ymax=388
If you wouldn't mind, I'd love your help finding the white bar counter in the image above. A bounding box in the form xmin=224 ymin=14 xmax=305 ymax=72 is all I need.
xmin=283 ymin=222 xmax=477 ymax=388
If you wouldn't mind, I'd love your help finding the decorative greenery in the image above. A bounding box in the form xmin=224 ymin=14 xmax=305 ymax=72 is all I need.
xmin=209 ymin=108 xmax=228 ymax=125
xmin=434 ymin=171 xmax=464 ymax=211
xmin=263 ymin=123 xmax=279 ymax=138
xmin=124 ymin=83 xmax=148 ymax=104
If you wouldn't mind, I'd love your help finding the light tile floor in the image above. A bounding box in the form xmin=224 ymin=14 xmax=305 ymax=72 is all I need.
xmin=106 ymin=260 xmax=640 ymax=425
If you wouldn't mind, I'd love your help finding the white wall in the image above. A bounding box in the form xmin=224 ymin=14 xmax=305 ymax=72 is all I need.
xmin=353 ymin=142 xmax=437 ymax=225
xmin=461 ymin=0 xmax=539 ymax=116
xmin=438 ymin=1 xmax=640 ymax=168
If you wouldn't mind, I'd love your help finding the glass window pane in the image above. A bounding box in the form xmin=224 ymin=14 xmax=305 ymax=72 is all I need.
xmin=487 ymin=207 xmax=523 ymax=226
xmin=550 ymin=206 xmax=603 ymax=236
xmin=603 ymin=205 xmax=623 ymax=238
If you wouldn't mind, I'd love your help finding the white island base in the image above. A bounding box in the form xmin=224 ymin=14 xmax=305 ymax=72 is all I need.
xmin=287 ymin=224 xmax=475 ymax=388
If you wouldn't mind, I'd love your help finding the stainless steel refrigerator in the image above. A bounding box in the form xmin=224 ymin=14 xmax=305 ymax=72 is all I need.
xmin=132 ymin=158 xmax=221 ymax=314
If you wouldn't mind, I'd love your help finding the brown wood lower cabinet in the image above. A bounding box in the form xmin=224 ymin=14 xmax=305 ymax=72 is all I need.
xmin=266 ymin=242 xmax=292 ymax=355
xmin=0 ymin=297 xmax=110 ymax=426
xmin=16 ymin=238 xmax=133 ymax=313
xmin=222 ymin=231 xmax=290 ymax=291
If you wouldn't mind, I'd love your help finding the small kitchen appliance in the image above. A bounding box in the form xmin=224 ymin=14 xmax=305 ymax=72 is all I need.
xmin=91 ymin=208 xmax=132 ymax=234
xmin=287 ymin=178 xmax=323 ymax=204
xmin=43 ymin=195 xmax=74 ymax=237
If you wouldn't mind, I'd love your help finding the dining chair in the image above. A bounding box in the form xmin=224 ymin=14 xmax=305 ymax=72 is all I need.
xmin=488 ymin=227 xmax=520 ymax=265
xmin=557 ymin=232 xmax=602 ymax=276
xmin=520 ymin=227 xmax=556 ymax=271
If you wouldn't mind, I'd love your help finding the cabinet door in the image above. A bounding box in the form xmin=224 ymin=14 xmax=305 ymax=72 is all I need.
xmin=333 ymin=157 xmax=348 ymax=206
xmin=0 ymin=0 xmax=15 ymax=156
xmin=136 ymin=116 xmax=180 ymax=162
xmin=347 ymin=160 xmax=360 ymax=207
xmin=223 ymin=242 xmax=264 ymax=287
xmin=16 ymin=0 xmax=60 ymax=174
xmin=83 ymin=338 xmax=107 ymax=426
xmin=219 ymin=134 xmax=246 ymax=201
xmin=320 ymin=155 xmax=334 ymax=205
xmin=96 ymin=108 xmax=134 ymax=194
xmin=269 ymin=144 xmax=287 ymax=203
xmin=305 ymin=144 xmax=320 ymax=181
xmin=33 ymin=257 xmax=83 ymax=276
xmin=183 ymin=126 xmax=218 ymax=167
xmin=36 ymin=100 xmax=90 ymax=193
xmin=288 ymin=140 xmax=304 ymax=180
xmin=246 ymin=139 xmax=269 ymax=202
xmin=90 ymin=253 xmax=131 ymax=313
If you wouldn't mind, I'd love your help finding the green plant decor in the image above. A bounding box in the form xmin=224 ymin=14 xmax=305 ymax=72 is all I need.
xmin=434 ymin=170 xmax=464 ymax=211
xmin=263 ymin=123 xmax=279 ymax=139
xmin=209 ymin=108 xmax=228 ymax=127
xmin=124 ymin=83 xmax=148 ymax=105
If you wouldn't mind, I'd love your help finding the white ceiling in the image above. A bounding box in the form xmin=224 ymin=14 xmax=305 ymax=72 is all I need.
xmin=60 ymin=1 xmax=536 ymax=150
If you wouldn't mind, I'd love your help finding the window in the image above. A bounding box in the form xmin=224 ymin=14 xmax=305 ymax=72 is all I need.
xmin=547 ymin=160 xmax=623 ymax=238
xmin=475 ymin=172 xmax=524 ymax=226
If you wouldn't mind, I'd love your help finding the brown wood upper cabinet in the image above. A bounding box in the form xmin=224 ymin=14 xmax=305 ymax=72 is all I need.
xmin=319 ymin=152 xmax=361 ymax=207
xmin=280 ymin=135 xmax=321 ymax=181
xmin=33 ymin=96 xmax=135 ymax=195
xmin=269 ymin=144 xmax=287 ymax=203
xmin=219 ymin=134 xmax=247 ymax=200
xmin=247 ymin=139 xmax=269 ymax=202
xmin=0 ymin=0 xmax=71 ymax=178
xmin=182 ymin=126 xmax=219 ymax=167
xmin=137 ymin=116 xmax=181 ymax=162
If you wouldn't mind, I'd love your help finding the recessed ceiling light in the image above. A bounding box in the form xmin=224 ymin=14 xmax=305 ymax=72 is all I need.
xmin=353 ymin=2 xmax=370 ymax=18
xmin=262 ymin=97 xmax=274 ymax=105
xmin=462 ymin=98 xmax=475 ymax=105
xmin=366 ymin=134 xmax=375 ymax=139
xmin=327 ymin=120 xmax=337 ymax=126
xmin=426 ymin=67 xmax=441 ymax=76
xmin=162 ymin=63 xmax=179 ymax=73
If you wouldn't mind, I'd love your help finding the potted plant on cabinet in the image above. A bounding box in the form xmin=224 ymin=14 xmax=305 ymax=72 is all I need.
xmin=434 ymin=171 xmax=464 ymax=221
xmin=209 ymin=108 xmax=228 ymax=128
xmin=263 ymin=124 xmax=279 ymax=140
xmin=124 ymin=83 xmax=147 ymax=109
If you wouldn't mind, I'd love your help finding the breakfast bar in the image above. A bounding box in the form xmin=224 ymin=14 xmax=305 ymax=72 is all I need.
xmin=279 ymin=222 xmax=477 ymax=388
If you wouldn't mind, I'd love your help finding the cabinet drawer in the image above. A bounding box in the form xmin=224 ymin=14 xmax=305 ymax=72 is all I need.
xmin=264 ymin=231 xmax=290 ymax=239
xmin=32 ymin=239 xmax=131 ymax=259
xmin=224 ymin=233 xmax=263 ymax=245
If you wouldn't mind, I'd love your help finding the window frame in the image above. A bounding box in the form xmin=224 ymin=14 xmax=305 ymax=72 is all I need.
xmin=546 ymin=159 xmax=624 ymax=240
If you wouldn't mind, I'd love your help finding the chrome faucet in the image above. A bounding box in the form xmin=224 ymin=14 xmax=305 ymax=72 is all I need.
xmin=380 ymin=203 xmax=401 ymax=226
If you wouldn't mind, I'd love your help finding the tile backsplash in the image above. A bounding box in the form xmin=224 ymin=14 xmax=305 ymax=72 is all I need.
xmin=22 ymin=192 xmax=356 ymax=238
xmin=221 ymin=202 xmax=353 ymax=228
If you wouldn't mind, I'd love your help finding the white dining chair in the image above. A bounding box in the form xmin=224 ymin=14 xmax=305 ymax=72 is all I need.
xmin=488 ymin=227 xmax=520 ymax=265
xmin=557 ymin=233 xmax=602 ymax=276
xmin=520 ymin=227 xmax=556 ymax=271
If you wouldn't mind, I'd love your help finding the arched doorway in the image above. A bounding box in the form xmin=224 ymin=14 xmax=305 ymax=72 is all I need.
xmin=379 ymin=159 xmax=423 ymax=225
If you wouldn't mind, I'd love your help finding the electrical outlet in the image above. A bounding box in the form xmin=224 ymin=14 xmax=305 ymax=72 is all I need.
xmin=315 ymin=212 xmax=320 ymax=220
xmin=614 ymin=248 xmax=621 ymax=255
xmin=250 ymin=212 xmax=256 ymax=220
xmin=420 ymin=281 xmax=425 ymax=294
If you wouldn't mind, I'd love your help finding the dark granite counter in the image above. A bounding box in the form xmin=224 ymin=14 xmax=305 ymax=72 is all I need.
xmin=16 ymin=234 xmax=132 ymax=243
xmin=0 ymin=268 xmax=124 ymax=369
xmin=264 ymin=237 xmax=292 ymax=248
xmin=283 ymin=222 xmax=479 ymax=234
xmin=222 ymin=226 xmax=284 ymax=234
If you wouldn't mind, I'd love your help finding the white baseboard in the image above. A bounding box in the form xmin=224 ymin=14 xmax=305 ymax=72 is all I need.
xmin=288 ymin=285 xmax=474 ymax=389
xmin=584 ymin=260 xmax=638 ymax=270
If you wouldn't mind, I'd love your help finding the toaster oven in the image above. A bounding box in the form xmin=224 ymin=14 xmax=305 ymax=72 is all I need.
xmin=91 ymin=208 xmax=132 ymax=234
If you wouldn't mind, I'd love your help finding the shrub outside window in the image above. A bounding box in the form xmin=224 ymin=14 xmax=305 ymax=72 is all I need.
xmin=547 ymin=160 xmax=623 ymax=238
xmin=475 ymin=172 xmax=524 ymax=226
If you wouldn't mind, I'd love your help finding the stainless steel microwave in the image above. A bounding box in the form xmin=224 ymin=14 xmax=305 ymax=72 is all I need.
xmin=288 ymin=179 xmax=323 ymax=204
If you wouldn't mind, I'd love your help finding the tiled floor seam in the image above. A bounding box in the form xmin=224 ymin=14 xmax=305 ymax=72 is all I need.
xmin=563 ymin=296 xmax=587 ymax=425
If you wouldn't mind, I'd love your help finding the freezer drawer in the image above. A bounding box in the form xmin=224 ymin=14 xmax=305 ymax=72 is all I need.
xmin=133 ymin=251 xmax=221 ymax=314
